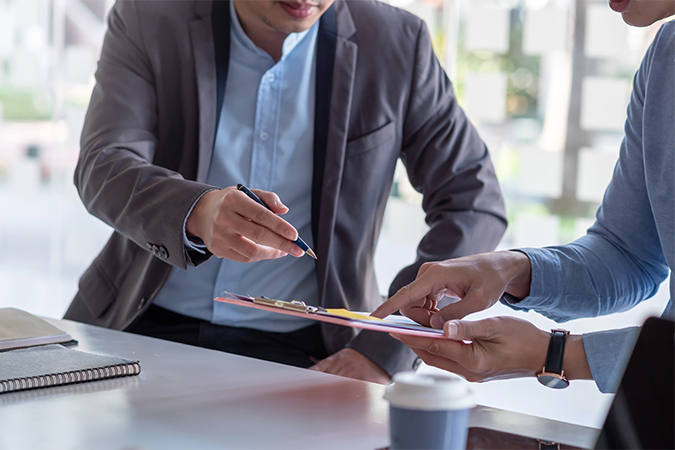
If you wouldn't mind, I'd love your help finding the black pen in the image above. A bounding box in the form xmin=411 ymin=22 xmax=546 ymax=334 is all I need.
xmin=237 ymin=184 xmax=317 ymax=260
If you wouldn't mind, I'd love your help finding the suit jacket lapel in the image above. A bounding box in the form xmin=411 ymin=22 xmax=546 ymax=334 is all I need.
xmin=313 ymin=0 xmax=357 ymax=302
xmin=187 ymin=1 xmax=222 ymax=183
xmin=312 ymin=5 xmax=337 ymax=247
xmin=188 ymin=0 xmax=230 ymax=183
xmin=212 ymin=0 xmax=231 ymax=141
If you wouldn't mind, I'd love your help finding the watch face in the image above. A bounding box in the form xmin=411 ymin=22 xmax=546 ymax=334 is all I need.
xmin=537 ymin=374 xmax=570 ymax=389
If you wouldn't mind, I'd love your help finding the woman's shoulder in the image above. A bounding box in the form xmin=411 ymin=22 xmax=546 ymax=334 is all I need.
xmin=637 ymin=21 xmax=675 ymax=88
xmin=658 ymin=20 xmax=675 ymax=35
xmin=651 ymin=21 xmax=675 ymax=57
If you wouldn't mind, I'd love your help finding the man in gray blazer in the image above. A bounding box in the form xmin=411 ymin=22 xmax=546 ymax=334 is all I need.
xmin=65 ymin=0 xmax=507 ymax=383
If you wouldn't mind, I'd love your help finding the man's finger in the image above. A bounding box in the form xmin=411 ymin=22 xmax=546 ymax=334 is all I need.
xmin=395 ymin=333 xmax=479 ymax=378
xmin=411 ymin=348 xmax=476 ymax=381
xmin=307 ymin=363 xmax=324 ymax=372
xmin=213 ymin=245 xmax=285 ymax=263
xmin=443 ymin=319 xmax=495 ymax=341
xmin=254 ymin=189 xmax=290 ymax=215
xmin=430 ymin=290 xmax=494 ymax=325
xmin=416 ymin=262 xmax=433 ymax=278
xmin=371 ymin=278 xmax=436 ymax=318
xmin=235 ymin=215 xmax=303 ymax=256
xmin=236 ymin=192 xmax=298 ymax=241
xmin=394 ymin=333 xmax=470 ymax=361
xmin=216 ymin=235 xmax=288 ymax=262
xmin=400 ymin=307 xmax=434 ymax=327
xmin=429 ymin=290 xmax=446 ymax=302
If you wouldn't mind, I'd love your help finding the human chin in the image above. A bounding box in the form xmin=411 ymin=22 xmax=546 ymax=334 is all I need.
xmin=271 ymin=1 xmax=328 ymax=32
xmin=618 ymin=0 xmax=675 ymax=27
xmin=622 ymin=9 xmax=665 ymax=27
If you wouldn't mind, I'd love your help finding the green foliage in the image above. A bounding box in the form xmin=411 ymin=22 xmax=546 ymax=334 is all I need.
xmin=0 ymin=87 xmax=52 ymax=121
xmin=455 ymin=7 xmax=541 ymax=120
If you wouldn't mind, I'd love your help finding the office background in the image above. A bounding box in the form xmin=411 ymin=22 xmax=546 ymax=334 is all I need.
xmin=0 ymin=0 xmax=670 ymax=431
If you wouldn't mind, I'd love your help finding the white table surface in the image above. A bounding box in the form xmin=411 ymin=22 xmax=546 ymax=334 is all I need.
xmin=0 ymin=319 xmax=599 ymax=449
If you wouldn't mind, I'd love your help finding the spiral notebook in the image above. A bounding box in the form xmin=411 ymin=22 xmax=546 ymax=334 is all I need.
xmin=0 ymin=344 xmax=141 ymax=394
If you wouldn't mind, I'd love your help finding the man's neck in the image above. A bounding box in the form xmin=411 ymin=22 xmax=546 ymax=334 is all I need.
xmin=233 ymin=3 xmax=287 ymax=62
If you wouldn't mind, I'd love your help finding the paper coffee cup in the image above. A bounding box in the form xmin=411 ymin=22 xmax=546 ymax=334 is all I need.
xmin=384 ymin=371 xmax=475 ymax=450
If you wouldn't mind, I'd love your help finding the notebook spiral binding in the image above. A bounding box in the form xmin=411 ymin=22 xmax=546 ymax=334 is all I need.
xmin=0 ymin=362 xmax=141 ymax=394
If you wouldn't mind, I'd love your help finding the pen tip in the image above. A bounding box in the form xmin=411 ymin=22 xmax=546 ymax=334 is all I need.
xmin=306 ymin=249 xmax=318 ymax=260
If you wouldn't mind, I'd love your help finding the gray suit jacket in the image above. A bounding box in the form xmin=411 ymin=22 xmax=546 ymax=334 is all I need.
xmin=65 ymin=0 xmax=507 ymax=375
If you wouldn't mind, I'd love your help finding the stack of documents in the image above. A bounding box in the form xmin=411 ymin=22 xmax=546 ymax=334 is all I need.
xmin=0 ymin=308 xmax=140 ymax=394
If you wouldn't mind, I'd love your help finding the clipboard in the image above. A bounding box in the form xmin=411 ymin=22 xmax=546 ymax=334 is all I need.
xmin=215 ymin=291 xmax=445 ymax=338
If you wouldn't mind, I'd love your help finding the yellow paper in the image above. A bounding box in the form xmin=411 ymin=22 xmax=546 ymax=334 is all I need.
xmin=325 ymin=309 xmax=384 ymax=321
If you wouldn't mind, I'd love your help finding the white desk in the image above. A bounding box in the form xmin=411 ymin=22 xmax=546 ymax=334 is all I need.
xmin=0 ymin=319 xmax=599 ymax=449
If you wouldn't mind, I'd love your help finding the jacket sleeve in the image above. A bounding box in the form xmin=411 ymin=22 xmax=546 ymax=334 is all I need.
xmin=348 ymin=19 xmax=507 ymax=376
xmin=388 ymin=20 xmax=507 ymax=296
xmin=75 ymin=1 xmax=213 ymax=270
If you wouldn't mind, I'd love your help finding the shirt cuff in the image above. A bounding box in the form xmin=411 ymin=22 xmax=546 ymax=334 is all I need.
xmin=582 ymin=327 xmax=640 ymax=393
xmin=499 ymin=247 xmax=562 ymax=311
xmin=182 ymin=189 xmax=217 ymax=254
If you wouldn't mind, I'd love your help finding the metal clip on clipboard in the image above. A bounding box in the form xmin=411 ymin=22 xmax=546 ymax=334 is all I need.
xmin=252 ymin=296 xmax=326 ymax=314
xmin=216 ymin=291 xmax=445 ymax=338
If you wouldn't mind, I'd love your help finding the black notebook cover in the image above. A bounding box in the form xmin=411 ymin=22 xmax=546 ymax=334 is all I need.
xmin=0 ymin=344 xmax=141 ymax=394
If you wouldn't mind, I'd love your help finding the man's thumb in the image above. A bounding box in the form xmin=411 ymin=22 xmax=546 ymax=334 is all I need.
xmin=443 ymin=319 xmax=492 ymax=341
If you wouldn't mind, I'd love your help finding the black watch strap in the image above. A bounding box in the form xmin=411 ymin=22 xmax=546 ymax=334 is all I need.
xmin=537 ymin=329 xmax=570 ymax=389
xmin=544 ymin=329 xmax=569 ymax=374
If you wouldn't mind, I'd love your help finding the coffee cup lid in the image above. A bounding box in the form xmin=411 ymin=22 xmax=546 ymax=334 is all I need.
xmin=384 ymin=371 xmax=475 ymax=411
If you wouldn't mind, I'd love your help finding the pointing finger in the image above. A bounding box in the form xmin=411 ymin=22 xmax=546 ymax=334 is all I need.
xmin=371 ymin=277 xmax=438 ymax=319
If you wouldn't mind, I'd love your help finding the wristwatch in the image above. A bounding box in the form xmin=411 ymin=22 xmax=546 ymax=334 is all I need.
xmin=537 ymin=329 xmax=570 ymax=389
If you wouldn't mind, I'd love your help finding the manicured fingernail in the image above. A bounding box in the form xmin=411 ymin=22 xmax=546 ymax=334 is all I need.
xmin=445 ymin=322 xmax=458 ymax=338
xmin=430 ymin=314 xmax=445 ymax=329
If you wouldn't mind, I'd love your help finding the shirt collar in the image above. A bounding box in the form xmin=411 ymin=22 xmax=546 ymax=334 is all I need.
xmin=229 ymin=1 xmax=315 ymax=61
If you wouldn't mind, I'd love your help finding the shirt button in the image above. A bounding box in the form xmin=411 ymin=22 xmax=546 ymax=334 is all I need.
xmin=260 ymin=131 xmax=269 ymax=141
xmin=265 ymin=73 xmax=276 ymax=83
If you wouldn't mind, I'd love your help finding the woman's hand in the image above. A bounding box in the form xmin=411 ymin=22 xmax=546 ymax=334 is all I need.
xmin=371 ymin=251 xmax=532 ymax=328
xmin=392 ymin=316 xmax=592 ymax=382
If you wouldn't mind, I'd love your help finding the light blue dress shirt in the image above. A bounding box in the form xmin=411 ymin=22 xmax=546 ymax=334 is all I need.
xmin=502 ymin=22 xmax=675 ymax=393
xmin=153 ymin=1 xmax=319 ymax=332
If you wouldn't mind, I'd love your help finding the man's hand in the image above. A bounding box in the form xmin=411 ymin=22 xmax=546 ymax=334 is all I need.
xmin=392 ymin=316 xmax=592 ymax=382
xmin=308 ymin=348 xmax=391 ymax=384
xmin=392 ymin=317 xmax=551 ymax=382
xmin=185 ymin=186 xmax=305 ymax=262
xmin=371 ymin=251 xmax=532 ymax=328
